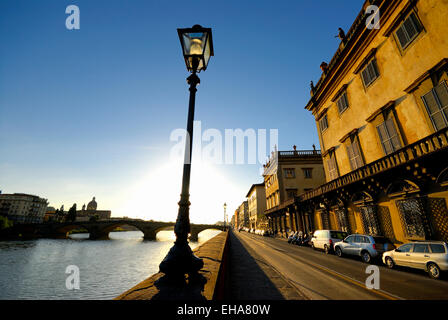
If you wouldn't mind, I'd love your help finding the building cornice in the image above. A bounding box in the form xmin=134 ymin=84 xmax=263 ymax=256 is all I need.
xmin=339 ymin=128 xmax=359 ymax=143
xmin=404 ymin=58 xmax=448 ymax=93
xmin=305 ymin=0 xmax=402 ymax=115
xmin=365 ymin=100 xmax=396 ymax=122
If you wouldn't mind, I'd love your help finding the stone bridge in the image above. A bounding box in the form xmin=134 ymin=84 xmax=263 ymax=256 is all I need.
xmin=32 ymin=220 xmax=223 ymax=241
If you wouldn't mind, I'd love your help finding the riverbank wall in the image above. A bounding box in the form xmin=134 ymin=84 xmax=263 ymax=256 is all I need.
xmin=115 ymin=230 xmax=229 ymax=300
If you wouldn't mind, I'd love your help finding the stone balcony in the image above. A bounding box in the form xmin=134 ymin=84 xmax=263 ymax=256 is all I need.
xmin=299 ymin=127 xmax=448 ymax=202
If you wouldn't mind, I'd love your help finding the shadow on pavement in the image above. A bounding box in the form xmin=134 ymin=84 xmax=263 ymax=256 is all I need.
xmin=224 ymin=230 xmax=287 ymax=300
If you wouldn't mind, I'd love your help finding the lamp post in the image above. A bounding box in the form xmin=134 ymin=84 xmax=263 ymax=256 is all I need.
xmin=159 ymin=25 xmax=214 ymax=279
xmin=223 ymin=202 xmax=227 ymax=231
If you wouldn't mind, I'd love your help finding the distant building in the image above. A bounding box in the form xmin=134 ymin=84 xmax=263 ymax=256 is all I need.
xmin=233 ymin=209 xmax=239 ymax=229
xmin=237 ymin=201 xmax=249 ymax=229
xmin=263 ymin=146 xmax=325 ymax=237
xmin=76 ymin=197 xmax=111 ymax=221
xmin=43 ymin=207 xmax=56 ymax=222
xmin=0 ymin=193 xmax=48 ymax=224
xmin=246 ymin=183 xmax=267 ymax=230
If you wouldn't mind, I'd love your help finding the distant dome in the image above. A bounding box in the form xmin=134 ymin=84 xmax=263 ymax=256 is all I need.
xmin=87 ymin=197 xmax=97 ymax=211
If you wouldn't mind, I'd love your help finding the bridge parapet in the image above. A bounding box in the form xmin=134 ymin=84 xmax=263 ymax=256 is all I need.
xmin=3 ymin=220 xmax=223 ymax=241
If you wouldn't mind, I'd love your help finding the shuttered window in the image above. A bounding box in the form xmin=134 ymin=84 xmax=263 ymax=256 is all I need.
xmin=361 ymin=59 xmax=380 ymax=88
xmin=326 ymin=152 xmax=339 ymax=181
xmin=336 ymin=92 xmax=349 ymax=114
xmin=346 ymin=139 xmax=364 ymax=170
xmin=376 ymin=118 xmax=402 ymax=155
xmin=284 ymin=168 xmax=295 ymax=178
xmin=319 ymin=114 xmax=328 ymax=132
xmin=422 ymin=81 xmax=448 ymax=131
xmin=395 ymin=13 xmax=422 ymax=50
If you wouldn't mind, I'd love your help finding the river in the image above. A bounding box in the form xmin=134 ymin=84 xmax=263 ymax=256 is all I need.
xmin=0 ymin=229 xmax=222 ymax=300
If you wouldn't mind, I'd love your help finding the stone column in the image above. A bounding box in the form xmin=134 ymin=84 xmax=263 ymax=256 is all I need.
xmin=304 ymin=213 xmax=310 ymax=234
xmin=282 ymin=214 xmax=287 ymax=237
xmin=273 ymin=216 xmax=277 ymax=235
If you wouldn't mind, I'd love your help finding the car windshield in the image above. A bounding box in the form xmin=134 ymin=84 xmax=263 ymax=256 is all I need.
xmin=330 ymin=231 xmax=347 ymax=239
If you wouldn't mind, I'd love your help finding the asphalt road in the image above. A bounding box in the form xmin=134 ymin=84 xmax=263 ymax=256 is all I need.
xmin=234 ymin=231 xmax=448 ymax=300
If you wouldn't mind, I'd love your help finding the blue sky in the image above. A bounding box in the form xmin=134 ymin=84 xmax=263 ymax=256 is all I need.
xmin=0 ymin=0 xmax=362 ymax=223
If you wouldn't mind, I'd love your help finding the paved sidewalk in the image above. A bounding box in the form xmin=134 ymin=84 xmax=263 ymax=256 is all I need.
xmin=225 ymin=230 xmax=305 ymax=300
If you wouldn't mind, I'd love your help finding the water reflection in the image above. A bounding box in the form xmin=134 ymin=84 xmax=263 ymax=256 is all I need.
xmin=0 ymin=229 xmax=221 ymax=300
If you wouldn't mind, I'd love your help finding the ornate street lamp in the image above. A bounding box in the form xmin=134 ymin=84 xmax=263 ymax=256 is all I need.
xmin=159 ymin=25 xmax=214 ymax=280
xmin=223 ymin=202 xmax=227 ymax=231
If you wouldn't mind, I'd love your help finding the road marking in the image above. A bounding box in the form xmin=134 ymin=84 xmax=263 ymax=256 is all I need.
xmin=238 ymin=232 xmax=404 ymax=300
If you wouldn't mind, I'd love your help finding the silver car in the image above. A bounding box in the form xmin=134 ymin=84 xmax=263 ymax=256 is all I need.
xmin=382 ymin=241 xmax=448 ymax=279
xmin=334 ymin=234 xmax=395 ymax=263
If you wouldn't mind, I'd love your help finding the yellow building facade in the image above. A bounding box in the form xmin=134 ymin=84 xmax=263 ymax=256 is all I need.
xmin=299 ymin=0 xmax=448 ymax=245
xmin=263 ymin=147 xmax=326 ymax=237
xmin=246 ymin=183 xmax=267 ymax=230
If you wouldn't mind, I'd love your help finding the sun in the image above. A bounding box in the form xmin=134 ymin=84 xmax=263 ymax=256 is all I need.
xmin=116 ymin=157 xmax=244 ymax=224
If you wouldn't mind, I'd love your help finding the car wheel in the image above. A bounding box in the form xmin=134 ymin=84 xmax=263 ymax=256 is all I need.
xmin=427 ymin=263 xmax=441 ymax=280
xmin=385 ymin=257 xmax=395 ymax=269
xmin=361 ymin=251 xmax=371 ymax=263
xmin=335 ymin=246 xmax=343 ymax=257
xmin=324 ymin=244 xmax=330 ymax=254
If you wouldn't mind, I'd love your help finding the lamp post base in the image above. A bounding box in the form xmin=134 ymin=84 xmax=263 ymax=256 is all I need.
xmin=159 ymin=241 xmax=204 ymax=280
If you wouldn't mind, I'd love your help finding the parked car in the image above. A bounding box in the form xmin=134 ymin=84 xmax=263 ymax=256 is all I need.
xmin=334 ymin=234 xmax=395 ymax=263
xmin=382 ymin=241 xmax=448 ymax=279
xmin=311 ymin=230 xmax=348 ymax=254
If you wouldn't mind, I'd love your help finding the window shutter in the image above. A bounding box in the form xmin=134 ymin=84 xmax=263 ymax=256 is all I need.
xmin=352 ymin=140 xmax=364 ymax=168
xmin=367 ymin=63 xmax=376 ymax=82
xmin=362 ymin=60 xmax=379 ymax=87
xmin=403 ymin=17 xmax=418 ymax=40
xmin=385 ymin=119 xmax=402 ymax=151
xmin=346 ymin=144 xmax=355 ymax=171
xmin=337 ymin=92 xmax=349 ymax=114
xmin=396 ymin=26 xmax=409 ymax=48
xmin=320 ymin=115 xmax=328 ymax=132
xmin=377 ymin=122 xmax=392 ymax=155
xmin=362 ymin=68 xmax=370 ymax=87
xmin=326 ymin=156 xmax=338 ymax=181
xmin=422 ymin=90 xmax=447 ymax=130
xmin=370 ymin=60 xmax=379 ymax=79
xmin=434 ymin=82 xmax=448 ymax=117
xmin=396 ymin=13 xmax=421 ymax=50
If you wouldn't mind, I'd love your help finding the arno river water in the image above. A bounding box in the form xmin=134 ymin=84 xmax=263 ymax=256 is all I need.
xmin=0 ymin=229 xmax=221 ymax=300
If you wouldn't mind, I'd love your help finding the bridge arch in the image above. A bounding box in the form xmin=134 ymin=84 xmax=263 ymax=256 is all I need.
xmin=189 ymin=224 xmax=224 ymax=242
xmin=49 ymin=224 xmax=90 ymax=239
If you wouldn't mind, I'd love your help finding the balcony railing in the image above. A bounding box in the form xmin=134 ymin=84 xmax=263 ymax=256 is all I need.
xmin=299 ymin=127 xmax=448 ymax=202
xmin=278 ymin=150 xmax=322 ymax=157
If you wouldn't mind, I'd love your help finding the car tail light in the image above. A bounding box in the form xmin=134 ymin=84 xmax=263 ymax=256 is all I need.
xmin=372 ymin=244 xmax=377 ymax=250
xmin=329 ymin=239 xmax=333 ymax=246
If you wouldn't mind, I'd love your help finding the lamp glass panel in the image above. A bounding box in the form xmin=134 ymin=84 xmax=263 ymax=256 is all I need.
xmin=203 ymin=34 xmax=211 ymax=68
xmin=182 ymin=32 xmax=207 ymax=56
